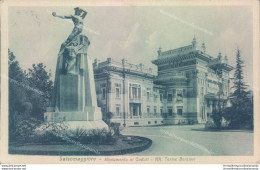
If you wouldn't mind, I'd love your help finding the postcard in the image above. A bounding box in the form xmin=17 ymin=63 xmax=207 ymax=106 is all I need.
xmin=1 ymin=0 xmax=259 ymax=164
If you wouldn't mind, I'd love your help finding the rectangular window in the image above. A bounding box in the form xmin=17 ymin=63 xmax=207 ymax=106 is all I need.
xmin=129 ymin=86 xmax=131 ymax=98
xmin=177 ymin=106 xmax=183 ymax=115
xmin=160 ymin=93 xmax=163 ymax=102
xmin=129 ymin=84 xmax=141 ymax=99
xmin=131 ymin=103 xmax=140 ymax=117
xmin=147 ymin=107 xmax=150 ymax=116
xmin=132 ymin=87 xmax=137 ymax=98
xmin=116 ymin=87 xmax=120 ymax=98
xmin=134 ymin=122 xmax=139 ymax=125
xmin=167 ymin=93 xmax=172 ymax=101
xmin=116 ymin=105 xmax=121 ymax=117
xmin=160 ymin=107 xmax=163 ymax=115
xmin=102 ymin=88 xmax=106 ymax=100
xmin=147 ymin=92 xmax=150 ymax=101
xmin=176 ymin=90 xmax=183 ymax=102
xmin=154 ymin=106 xmax=157 ymax=115
xmin=168 ymin=107 xmax=173 ymax=116
xmin=154 ymin=94 xmax=157 ymax=102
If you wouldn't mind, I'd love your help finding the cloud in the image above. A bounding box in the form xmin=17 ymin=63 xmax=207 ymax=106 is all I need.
xmin=8 ymin=6 xmax=253 ymax=87
xmin=120 ymin=22 xmax=140 ymax=50
xmin=145 ymin=31 xmax=160 ymax=47
xmin=219 ymin=28 xmax=241 ymax=47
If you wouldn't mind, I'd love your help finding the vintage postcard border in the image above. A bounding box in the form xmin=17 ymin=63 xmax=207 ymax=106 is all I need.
xmin=1 ymin=0 xmax=259 ymax=164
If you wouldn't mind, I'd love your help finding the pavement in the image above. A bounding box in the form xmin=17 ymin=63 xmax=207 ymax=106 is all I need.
xmin=121 ymin=124 xmax=254 ymax=156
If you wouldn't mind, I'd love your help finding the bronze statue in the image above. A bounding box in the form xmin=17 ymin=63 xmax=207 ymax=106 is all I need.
xmin=52 ymin=7 xmax=87 ymax=53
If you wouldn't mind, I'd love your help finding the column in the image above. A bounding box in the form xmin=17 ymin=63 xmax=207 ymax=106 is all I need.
xmin=208 ymin=100 xmax=213 ymax=118
xmin=137 ymin=105 xmax=140 ymax=117
xmin=106 ymin=76 xmax=111 ymax=113
xmin=205 ymin=103 xmax=208 ymax=121
xmin=129 ymin=86 xmax=131 ymax=99
xmin=214 ymin=101 xmax=218 ymax=111
xmin=130 ymin=104 xmax=133 ymax=117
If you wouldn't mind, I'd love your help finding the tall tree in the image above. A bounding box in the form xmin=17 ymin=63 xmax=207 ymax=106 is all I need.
xmin=232 ymin=49 xmax=248 ymax=98
xmin=229 ymin=48 xmax=253 ymax=128
xmin=26 ymin=63 xmax=53 ymax=121
xmin=8 ymin=49 xmax=30 ymax=140
xmin=9 ymin=50 xmax=54 ymax=143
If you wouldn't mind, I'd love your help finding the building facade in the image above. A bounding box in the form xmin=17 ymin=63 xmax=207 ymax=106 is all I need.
xmin=93 ymin=38 xmax=233 ymax=126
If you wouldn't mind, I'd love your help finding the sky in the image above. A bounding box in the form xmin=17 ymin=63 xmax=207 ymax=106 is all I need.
xmin=8 ymin=6 xmax=253 ymax=88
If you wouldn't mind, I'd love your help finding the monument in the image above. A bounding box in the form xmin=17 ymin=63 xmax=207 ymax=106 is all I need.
xmin=44 ymin=7 xmax=108 ymax=130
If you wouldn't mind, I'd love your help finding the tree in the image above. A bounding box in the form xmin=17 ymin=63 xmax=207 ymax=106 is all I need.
xmin=8 ymin=49 xmax=30 ymax=140
xmin=212 ymin=68 xmax=223 ymax=129
xmin=8 ymin=50 xmax=54 ymax=143
xmin=8 ymin=49 xmax=28 ymax=112
xmin=103 ymin=112 xmax=113 ymax=125
xmin=228 ymin=48 xmax=253 ymax=129
xmin=26 ymin=63 xmax=53 ymax=121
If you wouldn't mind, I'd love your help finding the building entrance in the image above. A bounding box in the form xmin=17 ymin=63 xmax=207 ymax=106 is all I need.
xmin=130 ymin=103 xmax=141 ymax=117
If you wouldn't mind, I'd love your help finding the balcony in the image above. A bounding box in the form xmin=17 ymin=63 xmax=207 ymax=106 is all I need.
xmin=129 ymin=97 xmax=141 ymax=103
xmin=155 ymin=72 xmax=187 ymax=83
xmin=129 ymin=114 xmax=163 ymax=119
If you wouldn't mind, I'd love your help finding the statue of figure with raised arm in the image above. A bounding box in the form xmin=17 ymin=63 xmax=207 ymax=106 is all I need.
xmin=44 ymin=7 xmax=108 ymax=130
xmin=52 ymin=7 xmax=87 ymax=53
xmin=45 ymin=8 xmax=107 ymax=131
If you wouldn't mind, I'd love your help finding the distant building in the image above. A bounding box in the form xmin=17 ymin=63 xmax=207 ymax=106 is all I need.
xmin=93 ymin=37 xmax=233 ymax=126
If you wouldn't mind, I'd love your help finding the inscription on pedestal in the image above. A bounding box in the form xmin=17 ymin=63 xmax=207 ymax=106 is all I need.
xmin=60 ymin=74 xmax=78 ymax=112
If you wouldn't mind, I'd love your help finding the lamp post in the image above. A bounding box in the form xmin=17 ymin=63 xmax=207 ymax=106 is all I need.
xmin=103 ymin=69 xmax=110 ymax=121
xmin=216 ymin=67 xmax=223 ymax=128
xmin=122 ymin=59 xmax=126 ymax=127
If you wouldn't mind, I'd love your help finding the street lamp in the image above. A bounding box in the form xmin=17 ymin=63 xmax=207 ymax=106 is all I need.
xmin=215 ymin=67 xmax=223 ymax=128
xmin=122 ymin=59 xmax=126 ymax=127
xmin=103 ymin=69 xmax=110 ymax=122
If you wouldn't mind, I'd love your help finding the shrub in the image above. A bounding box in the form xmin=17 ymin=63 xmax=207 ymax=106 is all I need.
xmin=15 ymin=120 xmax=121 ymax=145
xmin=205 ymin=120 xmax=217 ymax=129
xmin=12 ymin=121 xmax=67 ymax=144
xmin=188 ymin=119 xmax=195 ymax=125
xmin=221 ymin=117 xmax=230 ymax=128
xmin=34 ymin=121 xmax=69 ymax=135
xmin=212 ymin=108 xmax=222 ymax=128
xmin=64 ymin=128 xmax=117 ymax=145
xmin=109 ymin=123 xmax=121 ymax=136
xmin=87 ymin=128 xmax=107 ymax=144
xmin=12 ymin=117 xmax=41 ymax=144
xmin=66 ymin=127 xmax=87 ymax=140
xmin=29 ymin=130 xmax=64 ymax=144
xmin=103 ymin=112 xmax=113 ymax=125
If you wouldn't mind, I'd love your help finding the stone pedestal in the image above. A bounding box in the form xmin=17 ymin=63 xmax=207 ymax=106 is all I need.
xmin=44 ymin=34 xmax=108 ymax=130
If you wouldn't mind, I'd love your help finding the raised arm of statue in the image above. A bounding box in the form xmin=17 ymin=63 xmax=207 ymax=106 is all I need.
xmin=52 ymin=7 xmax=88 ymax=53
xmin=52 ymin=12 xmax=72 ymax=19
